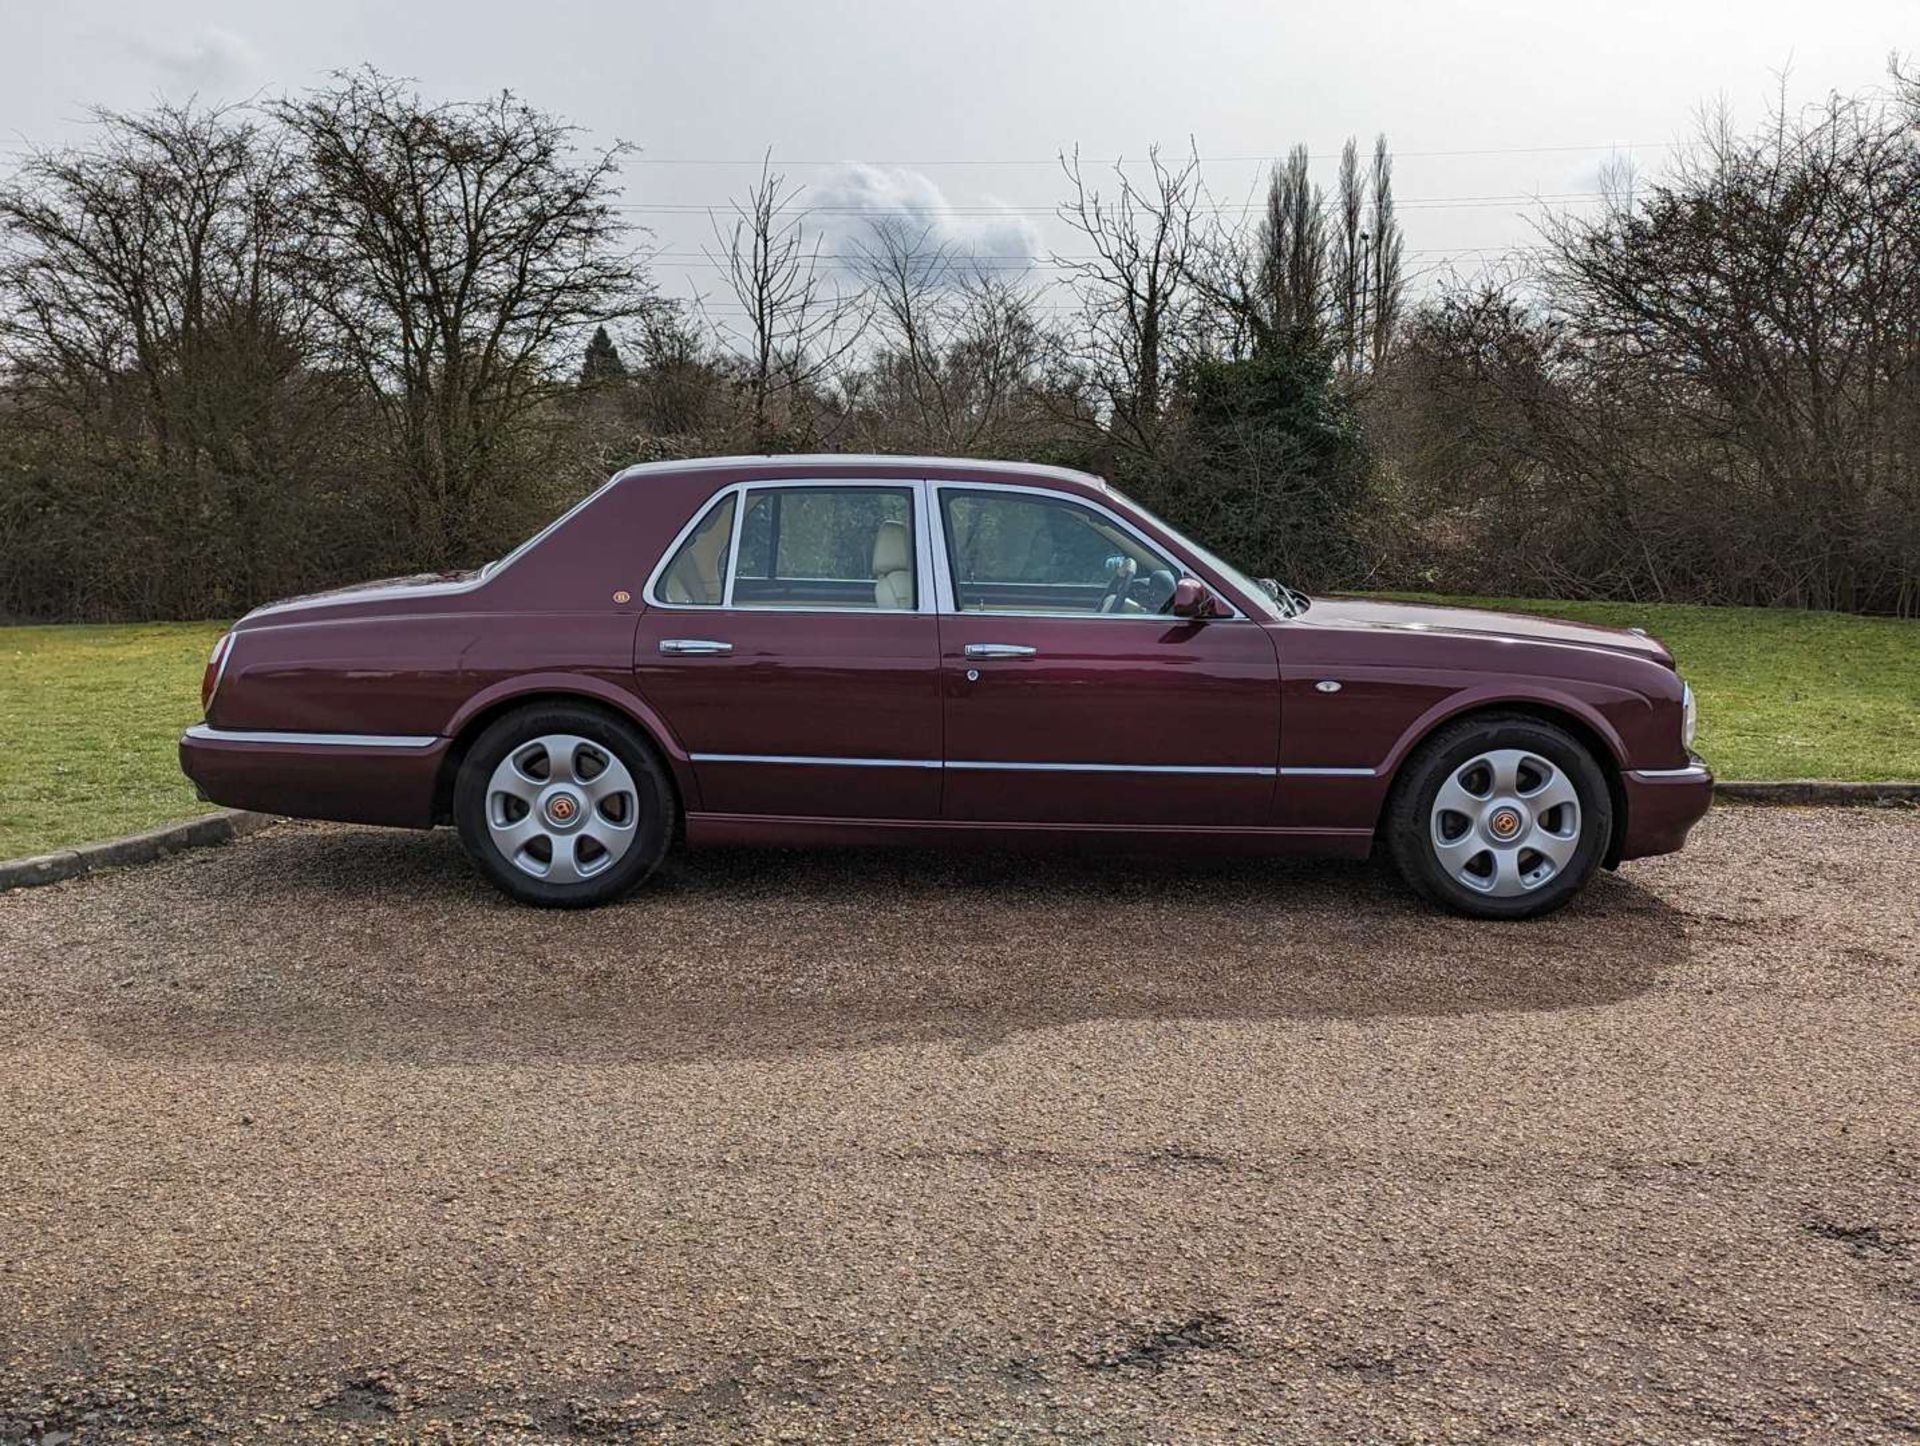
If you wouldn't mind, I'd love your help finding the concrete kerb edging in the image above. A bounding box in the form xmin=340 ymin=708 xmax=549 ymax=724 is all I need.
xmin=0 ymin=811 xmax=275 ymax=891
xmin=1713 ymin=781 xmax=1920 ymax=806
xmin=0 ymin=782 xmax=1915 ymax=892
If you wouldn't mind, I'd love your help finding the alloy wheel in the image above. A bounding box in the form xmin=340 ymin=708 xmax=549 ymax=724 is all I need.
xmin=484 ymin=733 xmax=639 ymax=884
xmin=1428 ymin=748 xmax=1583 ymax=897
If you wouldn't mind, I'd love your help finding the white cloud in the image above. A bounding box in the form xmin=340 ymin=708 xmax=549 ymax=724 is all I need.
xmin=123 ymin=26 xmax=264 ymax=96
xmin=802 ymin=164 xmax=1043 ymax=278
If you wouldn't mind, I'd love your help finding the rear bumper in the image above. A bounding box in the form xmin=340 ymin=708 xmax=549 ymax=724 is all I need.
xmin=1617 ymin=760 xmax=1714 ymax=861
xmin=179 ymin=725 xmax=448 ymax=829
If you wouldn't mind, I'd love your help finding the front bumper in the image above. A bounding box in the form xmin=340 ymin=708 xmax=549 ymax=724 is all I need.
xmin=1617 ymin=758 xmax=1714 ymax=861
xmin=179 ymin=725 xmax=449 ymax=829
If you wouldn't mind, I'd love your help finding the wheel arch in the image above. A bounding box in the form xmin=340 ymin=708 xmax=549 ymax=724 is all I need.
xmin=1376 ymin=693 xmax=1629 ymax=867
xmin=432 ymin=676 xmax=695 ymax=826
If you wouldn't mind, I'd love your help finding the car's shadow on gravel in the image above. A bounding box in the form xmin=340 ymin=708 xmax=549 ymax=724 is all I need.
xmin=68 ymin=821 xmax=1686 ymax=1064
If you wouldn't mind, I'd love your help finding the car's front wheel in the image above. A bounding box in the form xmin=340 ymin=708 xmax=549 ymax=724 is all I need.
xmin=1385 ymin=713 xmax=1613 ymax=919
xmin=453 ymin=704 xmax=676 ymax=907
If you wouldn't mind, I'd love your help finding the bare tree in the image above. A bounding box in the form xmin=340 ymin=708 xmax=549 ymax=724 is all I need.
xmin=271 ymin=69 xmax=650 ymax=565
xmin=1541 ymin=90 xmax=1920 ymax=610
xmin=1260 ymin=144 xmax=1327 ymax=346
xmin=1188 ymin=139 xmax=1390 ymax=367
xmin=0 ymin=103 xmax=307 ymax=463
xmin=847 ymin=220 xmax=958 ymax=446
xmin=704 ymin=156 xmax=864 ymax=448
xmin=629 ymin=303 xmax=731 ymax=439
xmin=1330 ymin=139 xmax=1366 ymax=372
xmin=1376 ymin=91 xmax=1920 ymax=614
xmin=1053 ymin=145 xmax=1204 ymax=455
xmin=845 ymin=219 xmax=1049 ymax=454
xmin=0 ymin=102 xmax=355 ymax=615
xmin=1367 ymin=134 xmax=1405 ymax=370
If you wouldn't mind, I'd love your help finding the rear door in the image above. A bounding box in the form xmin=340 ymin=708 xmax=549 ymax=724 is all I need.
xmin=933 ymin=484 xmax=1281 ymax=826
xmin=633 ymin=479 xmax=942 ymax=819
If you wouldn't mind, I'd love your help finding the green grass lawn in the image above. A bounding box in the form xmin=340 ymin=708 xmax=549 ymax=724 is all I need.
xmin=1384 ymin=594 xmax=1920 ymax=783
xmin=1 ymin=621 xmax=227 ymax=859
xmin=0 ymin=599 xmax=1915 ymax=860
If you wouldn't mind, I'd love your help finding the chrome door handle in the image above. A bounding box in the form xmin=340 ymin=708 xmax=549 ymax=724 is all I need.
xmin=659 ymin=638 xmax=733 ymax=657
xmin=963 ymin=643 xmax=1037 ymax=660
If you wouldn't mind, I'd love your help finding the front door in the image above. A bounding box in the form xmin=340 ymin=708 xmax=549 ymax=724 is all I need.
xmin=932 ymin=485 xmax=1281 ymax=826
xmin=633 ymin=480 xmax=941 ymax=819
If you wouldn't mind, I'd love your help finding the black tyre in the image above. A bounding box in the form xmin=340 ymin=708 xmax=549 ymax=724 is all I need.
xmin=452 ymin=703 xmax=676 ymax=908
xmin=1385 ymin=713 xmax=1613 ymax=920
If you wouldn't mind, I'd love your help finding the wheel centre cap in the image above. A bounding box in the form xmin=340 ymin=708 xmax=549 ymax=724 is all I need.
xmin=543 ymin=790 xmax=583 ymax=827
xmin=1488 ymin=805 xmax=1525 ymax=841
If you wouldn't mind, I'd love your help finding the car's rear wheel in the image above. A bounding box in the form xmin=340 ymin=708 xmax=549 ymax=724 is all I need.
xmin=1385 ymin=713 xmax=1613 ymax=920
xmin=453 ymin=704 xmax=676 ymax=908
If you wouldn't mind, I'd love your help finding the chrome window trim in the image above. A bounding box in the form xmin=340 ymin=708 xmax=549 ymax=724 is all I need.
xmin=720 ymin=480 xmax=749 ymax=605
xmin=618 ymin=453 xmax=1109 ymax=489
xmin=645 ymin=478 xmax=936 ymax=616
xmin=185 ymin=724 xmax=440 ymax=749
xmin=644 ymin=481 xmax=742 ymax=611
xmin=928 ymin=480 xmax=1249 ymax=622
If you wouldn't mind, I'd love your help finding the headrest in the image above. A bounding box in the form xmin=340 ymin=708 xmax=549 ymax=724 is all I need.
xmin=872 ymin=518 xmax=911 ymax=575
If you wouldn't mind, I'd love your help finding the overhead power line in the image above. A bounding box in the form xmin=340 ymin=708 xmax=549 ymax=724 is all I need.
xmin=654 ymin=244 xmax=1542 ymax=270
xmin=617 ymin=190 xmax=1611 ymax=216
xmin=624 ymin=141 xmax=1685 ymax=167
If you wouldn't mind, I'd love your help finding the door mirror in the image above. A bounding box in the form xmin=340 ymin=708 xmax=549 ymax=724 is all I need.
xmin=1169 ymin=576 xmax=1225 ymax=619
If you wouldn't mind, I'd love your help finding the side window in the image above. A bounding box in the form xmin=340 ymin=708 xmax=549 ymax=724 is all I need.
xmin=657 ymin=492 xmax=736 ymax=606
xmin=734 ymin=487 xmax=916 ymax=610
xmin=941 ymin=490 xmax=1181 ymax=615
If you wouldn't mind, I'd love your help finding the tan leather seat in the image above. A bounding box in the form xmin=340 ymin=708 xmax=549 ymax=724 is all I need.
xmin=661 ymin=502 xmax=732 ymax=604
xmin=872 ymin=519 xmax=914 ymax=609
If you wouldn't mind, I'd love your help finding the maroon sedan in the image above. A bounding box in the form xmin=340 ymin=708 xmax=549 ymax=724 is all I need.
xmin=180 ymin=455 xmax=1711 ymax=917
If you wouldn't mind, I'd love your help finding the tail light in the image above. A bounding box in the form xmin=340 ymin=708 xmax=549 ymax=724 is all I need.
xmin=201 ymin=632 xmax=235 ymax=715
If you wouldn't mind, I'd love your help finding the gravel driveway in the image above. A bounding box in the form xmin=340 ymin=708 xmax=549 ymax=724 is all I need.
xmin=0 ymin=806 xmax=1915 ymax=1443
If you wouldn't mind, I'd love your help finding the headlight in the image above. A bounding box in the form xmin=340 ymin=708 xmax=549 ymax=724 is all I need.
xmin=1681 ymin=682 xmax=1697 ymax=751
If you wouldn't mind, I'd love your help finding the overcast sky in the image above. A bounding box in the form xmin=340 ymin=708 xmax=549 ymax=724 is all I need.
xmin=4 ymin=0 xmax=1914 ymax=322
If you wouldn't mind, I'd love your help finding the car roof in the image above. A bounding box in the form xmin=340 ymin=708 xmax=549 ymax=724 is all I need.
xmin=608 ymin=454 xmax=1110 ymax=491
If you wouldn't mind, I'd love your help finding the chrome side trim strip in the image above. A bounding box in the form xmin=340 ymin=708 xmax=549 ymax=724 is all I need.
xmin=949 ymin=760 xmax=1276 ymax=776
xmin=691 ymin=752 xmax=941 ymax=770
xmin=185 ymin=724 xmax=440 ymax=749
xmin=689 ymin=753 xmax=1275 ymax=776
xmin=1627 ymin=764 xmax=1712 ymax=781
xmin=687 ymin=811 xmax=1374 ymax=839
xmin=187 ymin=732 xmax=1383 ymax=779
